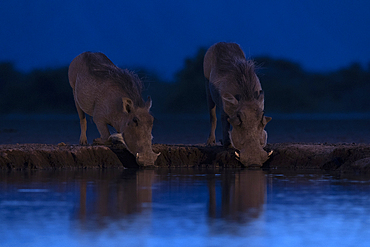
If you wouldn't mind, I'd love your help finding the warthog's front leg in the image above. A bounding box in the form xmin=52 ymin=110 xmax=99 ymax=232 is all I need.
xmin=221 ymin=110 xmax=231 ymax=148
xmin=93 ymin=119 xmax=111 ymax=145
xmin=207 ymin=105 xmax=217 ymax=146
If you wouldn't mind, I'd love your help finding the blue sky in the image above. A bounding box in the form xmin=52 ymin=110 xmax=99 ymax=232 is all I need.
xmin=1 ymin=0 xmax=369 ymax=80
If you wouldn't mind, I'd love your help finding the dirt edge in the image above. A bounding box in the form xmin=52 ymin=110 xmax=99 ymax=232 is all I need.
xmin=1 ymin=143 xmax=370 ymax=173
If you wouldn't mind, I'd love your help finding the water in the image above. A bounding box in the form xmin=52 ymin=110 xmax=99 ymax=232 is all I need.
xmin=1 ymin=169 xmax=370 ymax=247
xmin=2 ymin=113 xmax=370 ymax=246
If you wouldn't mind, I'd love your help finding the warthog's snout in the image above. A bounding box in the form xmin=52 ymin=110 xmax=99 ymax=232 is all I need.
xmin=235 ymin=149 xmax=273 ymax=168
xmin=109 ymin=133 xmax=159 ymax=166
xmin=136 ymin=152 xmax=161 ymax=166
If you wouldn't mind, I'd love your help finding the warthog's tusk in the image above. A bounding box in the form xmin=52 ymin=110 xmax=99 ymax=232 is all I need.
xmin=136 ymin=153 xmax=139 ymax=159
xmin=235 ymin=151 xmax=240 ymax=161
xmin=268 ymin=150 xmax=274 ymax=157
xmin=156 ymin=152 xmax=161 ymax=157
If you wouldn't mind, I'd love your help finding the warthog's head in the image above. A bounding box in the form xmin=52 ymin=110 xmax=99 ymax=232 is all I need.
xmin=120 ymin=96 xmax=159 ymax=166
xmin=222 ymin=91 xmax=272 ymax=167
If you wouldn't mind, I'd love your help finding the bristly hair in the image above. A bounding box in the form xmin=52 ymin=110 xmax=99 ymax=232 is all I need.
xmin=83 ymin=52 xmax=144 ymax=107
xmin=214 ymin=43 xmax=258 ymax=101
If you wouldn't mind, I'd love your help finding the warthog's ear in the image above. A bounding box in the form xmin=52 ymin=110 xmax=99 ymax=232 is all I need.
xmin=262 ymin=116 xmax=272 ymax=126
xmin=257 ymin=90 xmax=264 ymax=100
xmin=122 ymin=98 xmax=134 ymax=113
xmin=255 ymin=90 xmax=264 ymax=106
xmin=145 ymin=96 xmax=152 ymax=111
xmin=222 ymin=93 xmax=238 ymax=116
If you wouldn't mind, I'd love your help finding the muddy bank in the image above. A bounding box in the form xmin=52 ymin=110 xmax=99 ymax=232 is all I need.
xmin=1 ymin=143 xmax=370 ymax=173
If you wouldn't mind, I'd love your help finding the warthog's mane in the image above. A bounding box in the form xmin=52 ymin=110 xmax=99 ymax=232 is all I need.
xmin=84 ymin=52 xmax=144 ymax=107
xmin=214 ymin=43 xmax=258 ymax=101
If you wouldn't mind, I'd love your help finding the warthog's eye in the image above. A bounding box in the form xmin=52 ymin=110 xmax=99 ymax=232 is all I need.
xmin=132 ymin=117 xmax=139 ymax=127
xmin=236 ymin=113 xmax=242 ymax=125
xmin=230 ymin=113 xmax=242 ymax=126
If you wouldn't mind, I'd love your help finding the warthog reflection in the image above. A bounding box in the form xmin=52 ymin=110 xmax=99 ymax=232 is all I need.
xmin=76 ymin=169 xmax=155 ymax=228
xmin=75 ymin=169 xmax=265 ymax=230
xmin=208 ymin=170 xmax=265 ymax=223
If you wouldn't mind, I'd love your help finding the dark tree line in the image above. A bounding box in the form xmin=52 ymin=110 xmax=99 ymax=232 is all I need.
xmin=255 ymin=57 xmax=370 ymax=113
xmin=0 ymin=63 xmax=74 ymax=113
xmin=1 ymin=48 xmax=370 ymax=114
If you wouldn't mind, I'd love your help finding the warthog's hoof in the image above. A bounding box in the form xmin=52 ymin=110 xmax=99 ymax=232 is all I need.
xmin=206 ymin=137 xmax=216 ymax=146
xmin=79 ymin=137 xmax=88 ymax=146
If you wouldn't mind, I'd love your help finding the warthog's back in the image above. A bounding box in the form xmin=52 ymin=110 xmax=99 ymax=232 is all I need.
xmin=203 ymin=42 xmax=245 ymax=80
xmin=68 ymin=52 xmax=145 ymax=116
xmin=204 ymin=42 xmax=260 ymax=102
xmin=84 ymin=52 xmax=143 ymax=104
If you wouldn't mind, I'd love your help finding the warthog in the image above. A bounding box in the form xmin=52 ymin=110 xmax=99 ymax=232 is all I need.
xmin=203 ymin=42 xmax=272 ymax=167
xmin=68 ymin=52 xmax=159 ymax=166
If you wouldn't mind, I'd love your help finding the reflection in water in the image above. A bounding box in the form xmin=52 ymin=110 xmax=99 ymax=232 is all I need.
xmin=74 ymin=169 xmax=264 ymax=230
xmin=208 ymin=170 xmax=265 ymax=222
xmin=75 ymin=170 xmax=155 ymax=230
xmin=1 ymin=169 xmax=370 ymax=246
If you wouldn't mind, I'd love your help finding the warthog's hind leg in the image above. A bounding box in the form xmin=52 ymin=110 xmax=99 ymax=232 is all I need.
xmin=206 ymin=105 xmax=217 ymax=145
xmin=76 ymin=104 xmax=88 ymax=145
xmin=206 ymin=79 xmax=217 ymax=146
